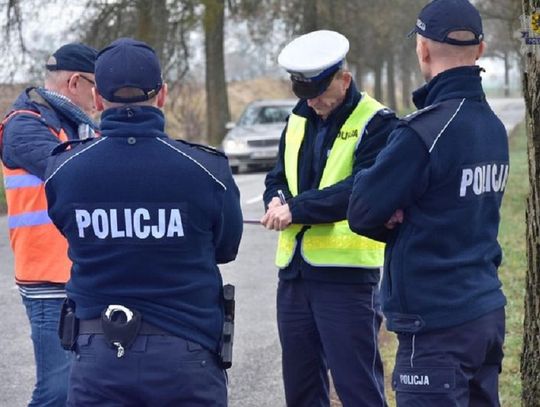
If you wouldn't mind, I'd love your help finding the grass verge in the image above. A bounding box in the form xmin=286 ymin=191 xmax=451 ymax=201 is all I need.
xmin=497 ymin=121 xmax=527 ymax=404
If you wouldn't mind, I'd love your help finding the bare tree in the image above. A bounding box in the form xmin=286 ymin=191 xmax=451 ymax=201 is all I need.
xmin=79 ymin=0 xmax=196 ymax=80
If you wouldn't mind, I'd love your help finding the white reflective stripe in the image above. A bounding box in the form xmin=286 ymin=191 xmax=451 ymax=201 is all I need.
xmin=370 ymin=286 xmax=386 ymax=405
xmin=4 ymin=174 xmax=43 ymax=189
xmin=410 ymin=334 xmax=416 ymax=368
xmin=156 ymin=138 xmax=226 ymax=190
xmin=428 ymin=98 xmax=465 ymax=153
xmin=44 ymin=137 xmax=109 ymax=185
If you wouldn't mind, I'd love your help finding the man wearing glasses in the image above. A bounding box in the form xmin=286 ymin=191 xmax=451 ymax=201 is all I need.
xmin=0 ymin=43 xmax=97 ymax=407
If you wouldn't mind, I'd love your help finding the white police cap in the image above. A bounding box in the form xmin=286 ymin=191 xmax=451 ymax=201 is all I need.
xmin=278 ymin=30 xmax=349 ymax=99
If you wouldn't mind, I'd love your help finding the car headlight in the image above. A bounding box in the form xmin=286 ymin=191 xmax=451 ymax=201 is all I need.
xmin=222 ymin=138 xmax=249 ymax=154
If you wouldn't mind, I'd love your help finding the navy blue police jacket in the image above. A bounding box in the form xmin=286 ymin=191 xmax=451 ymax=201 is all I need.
xmin=44 ymin=105 xmax=243 ymax=352
xmin=2 ymin=88 xmax=80 ymax=180
xmin=264 ymin=81 xmax=397 ymax=284
xmin=347 ymin=66 xmax=508 ymax=333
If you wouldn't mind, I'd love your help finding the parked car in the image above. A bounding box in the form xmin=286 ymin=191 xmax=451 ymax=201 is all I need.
xmin=222 ymin=99 xmax=297 ymax=173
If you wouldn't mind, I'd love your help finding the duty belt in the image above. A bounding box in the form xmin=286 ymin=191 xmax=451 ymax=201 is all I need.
xmin=78 ymin=318 xmax=170 ymax=336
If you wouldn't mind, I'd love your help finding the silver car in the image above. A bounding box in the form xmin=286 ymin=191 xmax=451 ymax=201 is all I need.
xmin=222 ymin=99 xmax=297 ymax=173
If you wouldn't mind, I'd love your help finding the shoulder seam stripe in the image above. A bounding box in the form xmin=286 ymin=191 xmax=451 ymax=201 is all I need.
xmin=44 ymin=137 xmax=108 ymax=185
xmin=428 ymin=98 xmax=465 ymax=153
xmin=155 ymin=138 xmax=227 ymax=190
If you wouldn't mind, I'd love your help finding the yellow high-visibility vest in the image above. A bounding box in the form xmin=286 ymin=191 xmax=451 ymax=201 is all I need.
xmin=276 ymin=93 xmax=386 ymax=269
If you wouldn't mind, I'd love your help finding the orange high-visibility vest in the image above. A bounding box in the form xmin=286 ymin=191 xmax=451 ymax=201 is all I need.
xmin=1 ymin=110 xmax=71 ymax=284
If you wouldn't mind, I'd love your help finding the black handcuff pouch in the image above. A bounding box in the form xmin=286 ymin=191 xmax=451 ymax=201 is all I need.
xmin=100 ymin=305 xmax=141 ymax=349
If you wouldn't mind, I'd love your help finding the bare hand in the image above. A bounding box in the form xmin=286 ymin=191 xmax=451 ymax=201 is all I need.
xmin=385 ymin=209 xmax=404 ymax=229
xmin=267 ymin=197 xmax=282 ymax=210
xmin=260 ymin=204 xmax=292 ymax=231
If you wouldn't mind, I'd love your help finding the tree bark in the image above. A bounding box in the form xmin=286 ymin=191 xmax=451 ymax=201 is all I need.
xmin=202 ymin=0 xmax=230 ymax=146
xmin=136 ymin=0 xmax=168 ymax=61
xmin=504 ymin=51 xmax=510 ymax=98
xmin=301 ymin=0 xmax=318 ymax=33
xmin=401 ymin=60 xmax=412 ymax=110
xmin=355 ymin=61 xmax=363 ymax=93
xmin=373 ymin=58 xmax=383 ymax=102
xmin=522 ymin=2 xmax=540 ymax=404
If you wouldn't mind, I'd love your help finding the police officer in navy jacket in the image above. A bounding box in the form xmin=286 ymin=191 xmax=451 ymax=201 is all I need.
xmin=347 ymin=1 xmax=508 ymax=405
xmin=44 ymin=38 xmax=242 ymax=406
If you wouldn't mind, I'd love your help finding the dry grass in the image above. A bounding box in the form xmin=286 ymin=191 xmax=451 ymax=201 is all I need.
xmin=165 ymin=77 xmax=293 ymax=142
xmin=227 ymin=77 xmax=294 ymax=120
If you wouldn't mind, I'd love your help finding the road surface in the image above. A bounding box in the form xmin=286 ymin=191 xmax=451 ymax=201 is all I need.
xmin=0 ymin=97 xmax=525 ymax=407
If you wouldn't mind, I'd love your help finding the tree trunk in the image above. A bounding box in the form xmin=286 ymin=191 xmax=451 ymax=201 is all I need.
xmin=374 ymin=58 xmax=383 ymax=102
xmin=522 ymin=2 xmax=540 ymax=403
xmin=401 ymin=61 xmax=412 ymax=110
xmin=136 ymin=0 xmax=168 ymax=61
xmin=302 ymin=0 xmax=318 ymax=33
xmin=203 ymin=0 xmax=230 ymax=146
xmin=355 ymin=62 xmax=363 ymax=93
xmin=386 ymin=53 xmax=397 ymax=111
xmin=504 ymin=51 xmax=510 ymax=98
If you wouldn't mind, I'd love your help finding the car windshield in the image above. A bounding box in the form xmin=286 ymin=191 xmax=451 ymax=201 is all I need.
xmin=237 ymin=105 xmax=293 ymax=126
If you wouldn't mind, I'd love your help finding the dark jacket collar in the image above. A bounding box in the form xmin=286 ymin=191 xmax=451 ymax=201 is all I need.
xmin=412 ymin=66 xmax=486 ymax=109
xmin=100 ymin=105 xmax=166 ymax=138
xmin=13 ymin=87 xmax=66 ymax=133
xmin=292 ymin=79 xmax=362 ymax=125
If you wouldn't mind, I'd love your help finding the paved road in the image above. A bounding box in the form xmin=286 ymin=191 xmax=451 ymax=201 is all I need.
xmin=0 ymin=97 xmax=525 ymax=407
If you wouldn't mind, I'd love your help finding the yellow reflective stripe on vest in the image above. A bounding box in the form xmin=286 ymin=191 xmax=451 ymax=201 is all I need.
xmin=302 ymin=220 xmax=384 ymax=268
xmin=276 ymin=93 xmax=385 ymax=269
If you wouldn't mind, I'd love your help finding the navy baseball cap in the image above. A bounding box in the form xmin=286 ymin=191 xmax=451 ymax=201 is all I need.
xmin=46 ymin=43 xmax=97 ymax=74
xmin=409 ymin=0 xmax=484 ymax=46
xmin=95 ymin=38 xmax=163 ymax=103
